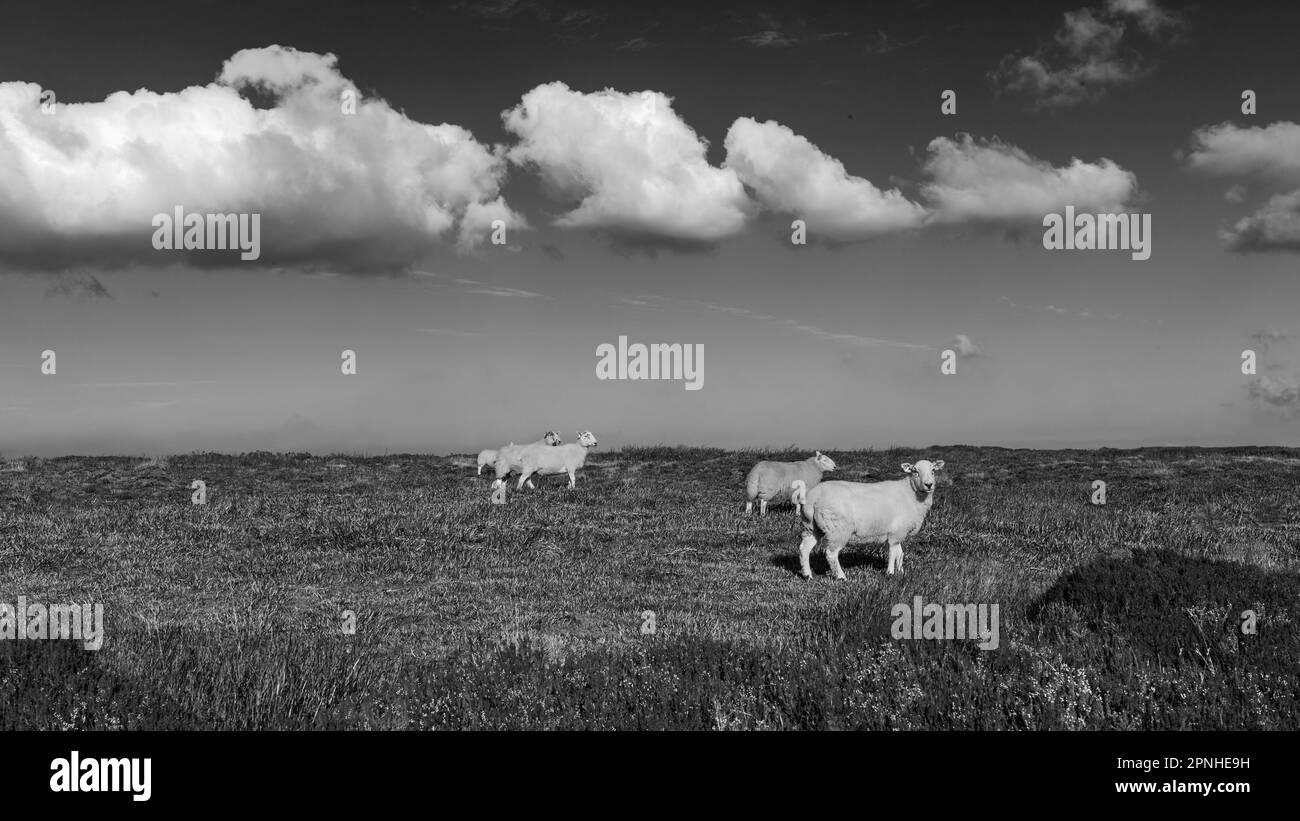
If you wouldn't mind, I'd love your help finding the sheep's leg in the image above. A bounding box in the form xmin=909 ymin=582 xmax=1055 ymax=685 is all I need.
xmin=526 ymin=479 xmax=537 ymax=490
xmin=797 ymin=532 xmax=818 ymax=579
xmin=517 ymin=469 xmax=535 ymax=491
xmin=825 ymin=538 xmax=848 ymax=581
xmin=477 ymin=464 xmax=483 ymax=475
xmin=745 ymin=500 xmax=753 ymax=514
xmin=887 ymin=541 xmax=904 ymax=575
xmin=759 ymin=499 xmax=768 ymax=516
xmin=567 ymin=469 xmax=576 ymax=489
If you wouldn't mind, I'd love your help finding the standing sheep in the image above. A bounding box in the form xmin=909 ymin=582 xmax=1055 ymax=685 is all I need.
xmin=744 ymin=452 xmax=836 ymax=515
xmin=795 ymin=459 xmax=945 ymax=580
xmin=492 ymin=430 xmax=598 ymax=500
xmin=481 ymin=431 xmax=562 ymax=484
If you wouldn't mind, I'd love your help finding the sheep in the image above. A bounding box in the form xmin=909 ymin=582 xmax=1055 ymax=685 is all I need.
xmin=744 ymin=452 xmax=836 ymax=515
xmin=492 ymin=430 xmax=598 ymax=498
xmin=479 ymin=431 xmax=562 ymax=483
xmin=795 ymin=459 xmax=945 ymax=580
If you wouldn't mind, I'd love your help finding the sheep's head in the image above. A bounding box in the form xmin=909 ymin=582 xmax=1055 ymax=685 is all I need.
xmin=814 ymin=451 xmax=836 ymax=471
xmin=544 ymin=431 xmax=563 ymax=446
xmin=576 ymin=430 xmax=598 ymax=448
xmin=902 ymin=459 xmax=944 ymax=495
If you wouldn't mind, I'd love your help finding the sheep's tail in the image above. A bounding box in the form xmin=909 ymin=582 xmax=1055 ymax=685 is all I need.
xmin=790 ymin=479 xmax=807 ymax=516
xmin=745 ymin=465 xmax=761 ymax=501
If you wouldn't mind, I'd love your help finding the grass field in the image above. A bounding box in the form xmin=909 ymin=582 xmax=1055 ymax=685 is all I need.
xmin=1 ymin=445 xmax=1298 ymax=729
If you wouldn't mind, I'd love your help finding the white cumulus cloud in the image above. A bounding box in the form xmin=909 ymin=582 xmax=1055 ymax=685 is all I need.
xmin=722 ymin=117 xmax=927 ymax=240
xmin=1185 ymin=121 xmax=1300 ymax=185
xmin=921 ymin=134 xmax=1138 ymax=225
xmin=0 ymin=45 xmax=522 ymax=270
xmin=501 ymin=82 xmax=750 ymax=245
xmin=1186 ymin=121 xmax=1300 ymax=252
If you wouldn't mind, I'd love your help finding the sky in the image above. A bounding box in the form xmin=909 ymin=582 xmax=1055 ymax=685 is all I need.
xmin=1 ymin=0 xmax=1298 ymax=456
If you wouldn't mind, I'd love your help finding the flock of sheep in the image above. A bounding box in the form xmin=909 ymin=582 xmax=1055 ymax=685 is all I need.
xmin=474 ymin=431 xmax=945 ymax=580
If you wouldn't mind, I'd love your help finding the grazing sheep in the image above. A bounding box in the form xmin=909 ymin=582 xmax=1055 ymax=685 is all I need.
xmin=482 ymin=432 xmax=563 ymax=485
xmin=492 ymin=430 xmax=598 ymax=497
xmin=744 ymin=452 xmax=836 ymax=515
xmin=796 ymin=459 xmax=945 ymax=580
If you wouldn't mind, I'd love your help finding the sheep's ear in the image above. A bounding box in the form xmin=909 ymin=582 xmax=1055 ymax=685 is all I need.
xmin=815 ymin=450 xmax=822 ymax=456
xmin=901 ymin=463 xmax=913 ymax=473
xmin=933 ymin=460 xmax=945 ymax=471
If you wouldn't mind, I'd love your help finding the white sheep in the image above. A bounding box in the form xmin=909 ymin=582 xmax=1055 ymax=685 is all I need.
xmin=492 ymin=430 xmax=598 ymax=499
xmin=480 ymin=431 xmax=562 ymax=483
xmin=744 ymin=452 xmax=836 ymax=515
xmin=795 ymin=459 xmax=945 ymax=580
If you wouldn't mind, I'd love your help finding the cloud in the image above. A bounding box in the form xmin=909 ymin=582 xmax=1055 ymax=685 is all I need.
xmin=44 ymin=272 xmax=113 ymax=300
xmin=1244 ymin=329 xmax=1300 ymax=413
xmin=414 ymin=271 xmax=548 ymax=299
xmin=0 ymin=45 xmax=522 ymax=272
xmin=1187 ymin=122 xmax=1300 ymax=252
xmin=949 ymin=334 xmax=984 ymax=359
xmin=1248 ymin=375 xmax=1300 ymax=413
xmin=1185 ymin=121 xmax=1300 ymax=185
xmin=993 ymin=1 xmax=1183 ymax=109
xmin=413 ymin=327 xmax=484 ymax=337
xmin=921 ymin=134 xmax=1137 ymax=225
xmin=723 ymin=118 xmax=926 ymax=240
xmin=1106 ymin=0 xmax=1185 ymax=37
xmin=614 ymin=291 xmax=928 ymax=350
xmin=502 ymin=82 xmax=750 ymax=245
xmin=738 ymin=29 xmax=799 ymax=48
xmin=1222 ymin=191 xmax=1300 ymax=252
xmin=1250 ymin=327 xmax=1292 ymax=347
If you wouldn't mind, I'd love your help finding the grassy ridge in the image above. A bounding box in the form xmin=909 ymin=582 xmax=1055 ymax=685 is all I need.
xmin=1 ymin=446 xmax=1298 ymax=729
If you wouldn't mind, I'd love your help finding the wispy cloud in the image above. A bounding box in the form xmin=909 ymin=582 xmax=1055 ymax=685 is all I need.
xmin=614 ymin=292 xmax=930 ymax=350
xmin=733 ymin=12 xmax=853 ymax=49
xmin=999 ymin=295 xmax=1137 ymax=323
xmin=44 ymin=273 xmax=114 ymax=301
xmin=992 ymin=0 xmax=1186 ymax=109
xmin=783 ymin=319 xmax=933 ymax=350
xmin=73 ymin=380 xmax=219 ymax=388
xmin=949 ymin=334 xmax=985 ymax=359
xmin=414 ymin=271 xmax=548 ymax=299
xmin=412 ymin=328 xmax=485 ymax=337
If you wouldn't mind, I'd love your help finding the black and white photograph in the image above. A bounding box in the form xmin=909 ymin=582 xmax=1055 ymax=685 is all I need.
xmin=0 ymin=0 xmax=1294 ymax=804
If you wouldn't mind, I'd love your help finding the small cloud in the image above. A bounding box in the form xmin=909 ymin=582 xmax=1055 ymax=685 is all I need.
xmin=73 ymin=380 xmax=219 ymax=388
xmin=949 ymin=333 xmax=984 ymax=359
xmin=617 ymin=36 xmax=654 ymax=51
xmin=921 ymin=134 xmax=1137 ymax=227
xmin=463 ymin=285 xmax=545 ymax=299
xmin=1223 ymin=190 xmax=1300 ymax=253
xmin=1225 ymin=184 xmax=1247 ymax=203
xmin=723 ymin=117 xmax=926 ymax=241
xmin=412 ymin=328 xmax=484 ymax=337
xmin=1250 ymin=327 xmax=1292 ymax=347
xmin=44 ymin=273 xmax=113 ymax=301
xmin=992 ymin=1 xmax=1184 ymax=109
xmin=864 ymin=30 xmax=926 ymax=56
xmin=416 ymin=271 xmax=548 ymax=299
xmin=1248 ymin=375 xmax=1300 ymax=413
